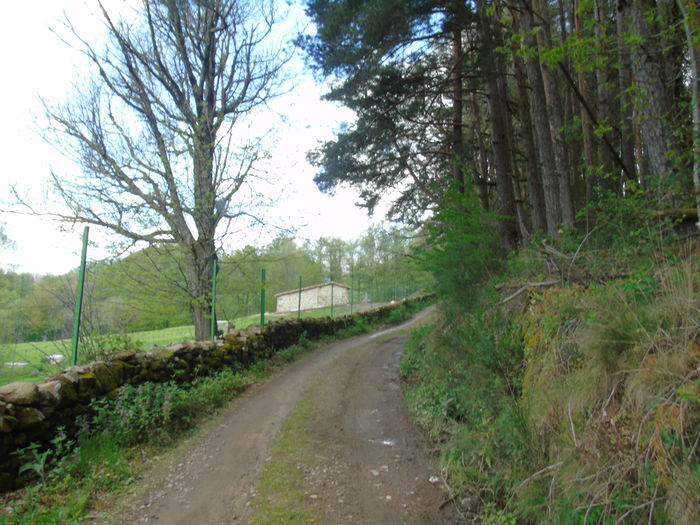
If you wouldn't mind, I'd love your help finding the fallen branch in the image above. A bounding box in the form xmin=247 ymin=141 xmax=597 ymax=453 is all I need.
xmin=542 ymin=239 xmax=573 ymax=260
xmin=615 ymin=496 xmax=663 ymax=524
xmin=499 ymin=280 xmax=560 ymax=304
xmin=511 ymin=461 xmax=565 ymax=499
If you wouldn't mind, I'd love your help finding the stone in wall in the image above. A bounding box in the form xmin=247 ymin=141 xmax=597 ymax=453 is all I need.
xmin=0 ymin=382 xmax=40 ymax=406
xmin=0 ymin=294 xmax=434 ymax=492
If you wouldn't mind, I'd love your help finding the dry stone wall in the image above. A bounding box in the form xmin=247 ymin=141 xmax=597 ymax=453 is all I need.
xmin=0 ymin=295 xmax=433 ymax=492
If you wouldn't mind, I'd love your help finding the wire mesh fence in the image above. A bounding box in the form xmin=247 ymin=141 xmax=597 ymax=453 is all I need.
xmin=0 ymin=266 xmax=424 ymax=386
xmin=1 ymin=227 xmax=431 ymax=385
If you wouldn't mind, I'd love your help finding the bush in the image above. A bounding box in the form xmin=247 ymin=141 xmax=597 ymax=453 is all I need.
xmin=78 ymin=332 xmax=137 ymax=363
xmin=415 ymin=185 xmax=503 ymax=311
xmin=87 ymin=369 xmax=248 ymax=446
xmin=386 ymin=304 xmax=407 ymax=324
xmin=401 ymin=300 xmax=531 ymax=511
xmin=88 ymin=381 xmax=186 ymax=445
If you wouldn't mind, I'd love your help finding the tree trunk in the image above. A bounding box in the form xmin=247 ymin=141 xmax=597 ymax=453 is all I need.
xmin=451 ymin=27 xmax=465 ymax=194
xmin=559 ymin=0 xmax=583 ymax=210
xmin=677 ymin=0 xmax=700 ymax=227
xmin=616 ymin=3 xmax=637 ymax=185
xmin=574 ymin=0 xmax=597 ymax=211
xmin=478 ymin=0 xmax=519 ymax=250
xmin=518 ymin=5 xmax=562 ymax=234
xmin=626 ymin=0 xmax=677 ymax=199
xmin=489 ymin=80 xmax=519 ymax=251
xmin=514 ymin=53 xmax=547 ymax=233
xmin=593 ymin=0 xmax=617 ymax=187
xmin=533 ymin=0 xmax=575 ymax=227
xmin=187 ymin=240 xmax=215 ymax=341
xmin=504 ymin=74 xmax=530 ymax=244
xmin=634 ymin=111 xmax=649 ymax=186
xmin=471 ymin=92 xmax=492 ymax=211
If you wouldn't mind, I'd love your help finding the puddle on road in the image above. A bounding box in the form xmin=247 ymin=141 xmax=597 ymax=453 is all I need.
xmin=368 ymin=438 xmax=397 ymax=447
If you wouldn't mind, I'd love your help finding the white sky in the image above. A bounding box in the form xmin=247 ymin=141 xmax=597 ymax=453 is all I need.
xmin=0 ymin=1 xmax=383 ymax=275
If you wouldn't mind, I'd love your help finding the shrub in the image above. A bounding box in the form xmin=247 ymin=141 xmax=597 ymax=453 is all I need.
xmin=386 ymin=304 xmax=407 ymax=324
xmin=78 ymin=332 xmax=137 ymax=363
xmin=85 ymin=368 xmax=248 ymax=446
xmin=88 ymin=381 xmax=186 ymax=445
xmin=415 ymin=185 xmax=503 ymax=311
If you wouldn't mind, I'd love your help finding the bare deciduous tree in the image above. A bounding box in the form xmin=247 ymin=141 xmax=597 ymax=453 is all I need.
xmin=42 ymin=0 xmax=290 ymax=339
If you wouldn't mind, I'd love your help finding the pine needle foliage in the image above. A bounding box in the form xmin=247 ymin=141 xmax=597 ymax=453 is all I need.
xmin=415 ymin=186 xmax=504 ymax=311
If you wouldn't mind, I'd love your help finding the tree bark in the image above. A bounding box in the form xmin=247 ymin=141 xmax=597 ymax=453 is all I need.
xmin=470 ymin=92 xmax=492 ymax=211
xmin=187 ymin=242 xmax=215 ymax=340
xmin=626 ymin=0 xmax=677 ymax=199
xmin=451 ymin=27 xmax=465 ymax=195
xmin=574 ymin=0 xmax=597 ymax=211
xmin=533 ymin=0 xmax=575 ymax=226
xmin=514 ymin=54 xmax=547 ymax=233
xmin=676 ymin=0 xmax=700 ymax=227
xmin=518 ymin=5 xmax=562 ymax=234
xmin=504 ymin=75 xmax=530 ymax=243
xmin=593 ymin=0 xmax=617 ymax=187
xmin=478 ymin=0 xmax=519 ymax=249
xmin=616 ymin=2 xmax=637 ymax=185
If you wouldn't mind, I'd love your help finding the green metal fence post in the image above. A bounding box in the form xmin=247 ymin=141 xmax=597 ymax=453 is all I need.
xmin=70 ymin=226 xmax=89 ymax=366
xmin=260 ymin=268 xmax=266 ymax=326
xmin=297 ymin=275 xmax=302 ymax=319
xmin=210 ymin=256 xmax=218 ymax=340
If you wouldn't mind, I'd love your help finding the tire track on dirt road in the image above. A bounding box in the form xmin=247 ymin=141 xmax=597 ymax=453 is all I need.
xmin=104 ymin=306 xmax=465 ymax=524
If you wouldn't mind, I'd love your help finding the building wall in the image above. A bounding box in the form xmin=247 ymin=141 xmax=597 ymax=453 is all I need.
xmin=276 ymin=283 xmax=350 ymax=313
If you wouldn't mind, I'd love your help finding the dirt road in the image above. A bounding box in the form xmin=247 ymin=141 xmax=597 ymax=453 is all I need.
xmin=105 ymin=309 xmax=465 ymax=524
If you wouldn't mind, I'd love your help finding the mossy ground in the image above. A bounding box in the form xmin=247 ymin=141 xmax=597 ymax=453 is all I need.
xmin=249 ymin=385 xmax=327 ymax=524
xmin=401 ymin=240 xmax=700 ymax=523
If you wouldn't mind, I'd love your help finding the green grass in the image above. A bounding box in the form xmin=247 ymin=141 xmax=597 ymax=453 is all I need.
xmin=129 ymin=324 xmax=196 ymax=348
xmin=0 ymin=299 xmax=430 ymax=521
xmin=0 ymin=340 xmax=67 ymax=385
xmin=0 ymin=326 xmax=327 ymax=523
xmin=0 ymin=303 xmax=385 ymax=386
xmin=250 ymin=392 xmax=322 ymax=524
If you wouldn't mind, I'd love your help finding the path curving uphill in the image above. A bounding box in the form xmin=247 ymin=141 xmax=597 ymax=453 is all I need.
xmin=103 ymin=307 xmax=466 ymax=524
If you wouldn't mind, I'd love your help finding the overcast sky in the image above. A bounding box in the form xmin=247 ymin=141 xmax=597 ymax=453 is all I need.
xmin=0 ymin=1 xmax=381 ymax=276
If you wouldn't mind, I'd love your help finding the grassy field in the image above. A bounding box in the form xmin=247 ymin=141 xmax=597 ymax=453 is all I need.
xmin=0 ymin=302 xmax=382 ymax=386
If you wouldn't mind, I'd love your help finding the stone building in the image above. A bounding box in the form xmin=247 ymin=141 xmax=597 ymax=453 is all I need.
xmin=275 ymin=281 xmax=350 ymax=313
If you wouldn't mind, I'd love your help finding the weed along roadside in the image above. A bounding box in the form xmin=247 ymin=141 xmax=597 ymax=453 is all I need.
xmin=400 ymin=240 xmax=700 ymax=523
xmin=0 ymin=296 xmax=434 ymax=522
xmin=248 ymin=308 xmax=454 ymax=525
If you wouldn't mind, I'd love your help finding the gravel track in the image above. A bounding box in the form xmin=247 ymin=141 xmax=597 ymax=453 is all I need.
xmin=102 ymin=308 xmax=466 ymax=524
